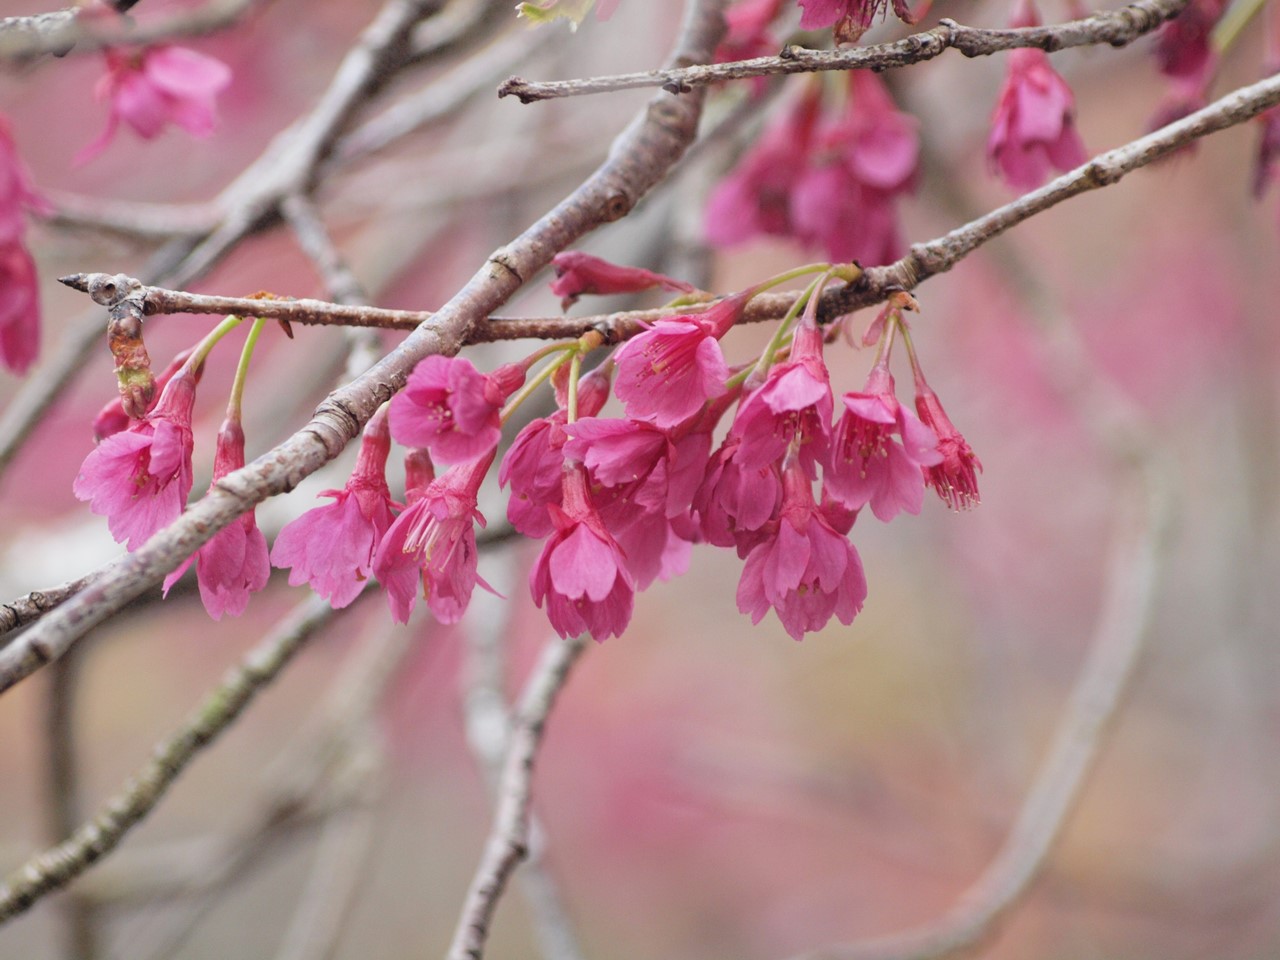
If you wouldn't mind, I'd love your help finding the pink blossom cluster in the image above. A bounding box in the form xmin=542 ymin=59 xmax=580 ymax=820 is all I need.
xmin=72 ymin=260 xmax=978 ymax=641
xmin=705 ymin=72 xmax=919 ymax=267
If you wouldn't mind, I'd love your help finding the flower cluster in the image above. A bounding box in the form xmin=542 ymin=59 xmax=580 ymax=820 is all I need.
xmin=706 ymin=72 xmax=918 ymax=267
xmin=73 ymin=260 xmax=978 ymax=643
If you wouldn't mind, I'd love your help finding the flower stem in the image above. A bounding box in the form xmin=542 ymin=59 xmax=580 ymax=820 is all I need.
xmin=226 ymin=318 xmax=266 ymax=421
xmin=187 ymin=314 xmax=247 ymax=373
xmin=745 ymin=275 xmax=823 ymax=386
xmin=1215 ymin=0 xmax=1268 ymax=55
xmin=566 ymin=350 xmax=584 ymax=423
xmin=500 ymin=348 xmax=575 ymax=425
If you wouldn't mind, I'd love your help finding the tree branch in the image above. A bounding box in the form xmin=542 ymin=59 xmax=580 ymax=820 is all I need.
xmin=0 ymin=591 xmax=343 ymax=926
xmin=446 ymin=635 xmax=591 ymax=960
xmin=498 ymin=0 xmax=1188 ymax=102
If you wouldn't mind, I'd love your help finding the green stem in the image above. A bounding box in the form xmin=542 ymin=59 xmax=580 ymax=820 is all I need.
xmin=566 ymin=350 xmax=584 ymax=423
xmin=746 ymin=275 xmax=822 ymax=384
xmin=226 ymin=318 xmax=266 ymax=421
xmin=187 ymin=315 xmax=247 ymax=372
xmin=1214 ymin=0 xmax=1268 ymax=55
xmin=500 ymin=348 xmax=575 ymax=425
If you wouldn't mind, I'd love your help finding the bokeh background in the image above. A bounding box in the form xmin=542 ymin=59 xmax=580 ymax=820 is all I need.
xmin=1 ymin=0 xmax=1279 ymax=958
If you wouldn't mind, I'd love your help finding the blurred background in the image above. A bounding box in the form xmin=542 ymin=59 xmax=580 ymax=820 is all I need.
xmin=1 ymin=0 xmax=1279 ymax=958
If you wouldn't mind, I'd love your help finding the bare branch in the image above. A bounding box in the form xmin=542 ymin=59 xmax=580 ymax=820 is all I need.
xmin=0 ymin=0 xmax=268 ymax=63
xmin=0 ymin=592 xmax=341 ymax=926
xmin=498 ymin=0 xmax=1188 ymax=103
xmin=0 ymin=571 xmax=104 ymax=643
xmin=447 ymin=635 xmax=591 ymax=960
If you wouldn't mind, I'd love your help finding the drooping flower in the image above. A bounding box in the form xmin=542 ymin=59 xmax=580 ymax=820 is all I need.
xmin=163 ymin=417 xmax=268 ymax=620
xmin=389 ymin=355 xmax=525 ymax=465
xmin=694 ymin=433 xmax=783 ymax=553
xmin=270 ymin=409 xmax=399 ymax=609
xmin=530 ymin=462 xmax=634 ymax=640
xmin=798 ymin=0 xmax=914 ymax=44
xmin=732 ymin=322 xmax=833 ymax=480
xmin=499 ymin=367 xmax=611 ymax=537
xmin=0 ymin=241 xmax=40 ymax=376
xmin=374 ymin=450 xmax=494 ymax=625
xmin=913 ymin=380 xmax=981 ymax=510
xmin=611 ymin=292 xmax=749 ymax=429
xmin=549 ymin=251 xmax=694 ymax=309
xmin=790 ymin=71 xmax=919 ymax=265
xmin=986 ymin=2 xmax=1088 ymax=190
xmin=825 ymin=361 xmax=940 ymax=522
xmin=93 ymin=347 xmax=197 ymax=441
xmin=73 ymin=364 xmax=198 ymax=550
xmin=77 ymin=45 xmax=232 ymax=164
xmin=736 ymin=461 xmax=868 ymax=640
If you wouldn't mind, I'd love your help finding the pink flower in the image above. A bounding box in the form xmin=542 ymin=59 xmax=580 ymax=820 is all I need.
xmin=716 ymin=0 xmax=785 ymax=66
xmin=705 ymin=85 xmax=821 ymax=248
xmin=499 ymin=368 xmax=611 ymax=537
xmin=549 ymin=251 xmax=694 ymax=309
xmin=93 ymin=347 xmax=197 ymax=441
xmin=530 ymin=463 xmax=634 ymax=641
xmin=270 ymin=410 xmax=399 ymax=608
xmin=1254 ymin=101 xmax=1280 ymax=198
xmin=389 ymin=355 xmax=525 ymax=465
xmin=694 ymin=434 xmax=783 ymax=553
xmin=611 ymin=292 xmax=748 ymax=429
xmin=78 ymin=45 xmax=232 ymax=164
xmin=163 ymin=418 xmax=268 ymax=620
xmin=736 ymin=463 xmax=867 ymax=640
xmin=790 ymin=71 xmax=919 ymax=265
xmin=825 ymin=362 xmax=940 ymax=522
xmin=374 ymin=450 xmax=494 ymax=625
xmin=1154 ymin=0 xmax=1226 ymax=83
xmin=987 ymin=48 xmax=1087 ymax=189
xmin=732 ymin=323 xmax=833 ymax=480
xmin=73 ymin=365 xmax=198 ymax=550
xmin=0 ymin=115 xmax=48 ymax=246
xmin=0 ymin=241 xmax=40 ymax=376
xmin=914 ymin=382 xmax=982 ymax=510
xmin=798 ymin=0 xmax=914 ymax=43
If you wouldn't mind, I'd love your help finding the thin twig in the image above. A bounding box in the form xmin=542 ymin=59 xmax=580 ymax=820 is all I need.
xmin=498 ymin=0 xmax=1188 ymax=102
xmin=447 ymin=635 xmax=591 ymax=960
xmin=45 ymin=644 xmax=99 ymax=960
xmin=0 ymin=571 xmax=103 ymax=643
xmin=0 ymin=592 xmax=340 ymax=925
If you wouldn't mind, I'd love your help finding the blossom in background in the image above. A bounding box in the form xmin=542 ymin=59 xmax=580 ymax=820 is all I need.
xmin=705 ymin=84 xmax=822 ymax=249
xmin=271 ymin=410 xmax=400 ymax=609
xmin=716 ymin=0 xmax=786 ymax=66
xmin=163 ymin=418 xmax=268 ymax=620
xmin=1154 ymin=0 xmax=1226 ymax=84
xmin=389 ymin=355 xmax=525 ymax=465
xmin=73 ymin=365 xmax=198 ymax=551
xmin=0 ymin=115 xmax=47 ymax=375
xmin=736 ymin=461 xmax=868 ymax=640
xmin=707 ymin=73 xmax=918 ymax=266
xmin=375 ymin=450 xmax=493 ymax=625
xmin=798 ymin=0 xmax=914 ymax=44
xmin=549 ymin=251 xmax=694 ymax=309
xmin=0 ymin=242 xmax=40 ymax=376
xmin=530 ymin=463 xmax=634 ymax=640
xmin=78 ymin=45 xmax=232 ymax=164
xmin=987 ymin=0 xmax=1087 ymax=190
